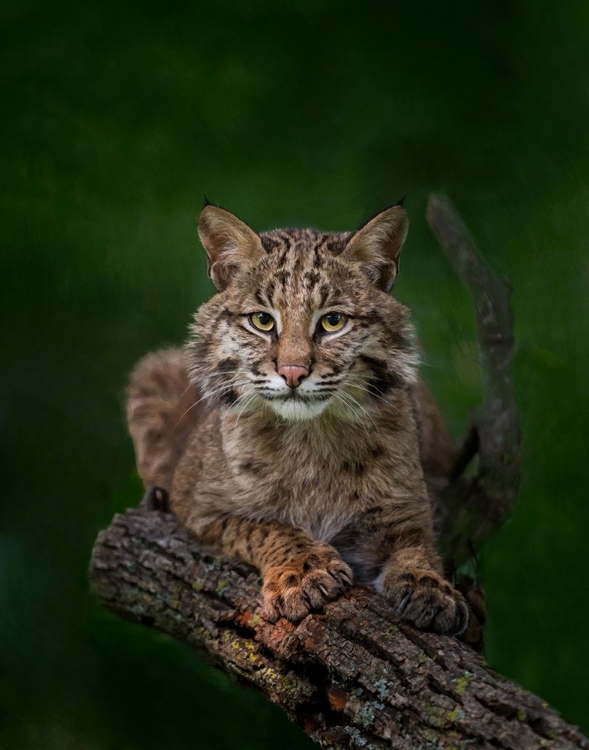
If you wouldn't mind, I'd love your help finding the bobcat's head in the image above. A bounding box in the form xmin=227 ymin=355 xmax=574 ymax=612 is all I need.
xmin=188 ymin=204 xmax=418 ymax=422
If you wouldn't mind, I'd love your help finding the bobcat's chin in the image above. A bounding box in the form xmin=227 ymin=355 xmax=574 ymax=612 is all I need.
xmin=266 ymin=395 xmax=330 ymax=422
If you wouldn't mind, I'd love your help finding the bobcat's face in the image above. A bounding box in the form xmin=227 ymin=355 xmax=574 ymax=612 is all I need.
xmin=188 ymin=208 xmax=417 ymax=422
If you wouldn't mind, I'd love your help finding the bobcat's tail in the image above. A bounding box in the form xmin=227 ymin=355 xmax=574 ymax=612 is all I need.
xmin=126 ymin=348 xmax=202 ymax=494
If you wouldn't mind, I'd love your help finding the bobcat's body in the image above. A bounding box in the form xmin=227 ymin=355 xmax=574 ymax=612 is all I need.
xmin=127 ymin=205 xmax=468 ymax=632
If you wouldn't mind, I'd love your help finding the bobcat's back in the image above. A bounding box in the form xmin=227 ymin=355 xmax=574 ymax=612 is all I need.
xmin=126 ymin=348 xmax=204 ymax=492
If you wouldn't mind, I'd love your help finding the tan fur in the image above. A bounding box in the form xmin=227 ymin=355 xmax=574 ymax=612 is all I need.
xmin=126 ymin=205 xmax=468 ymax=634
xmin=126 ymin=348 xmax=204 ymax=492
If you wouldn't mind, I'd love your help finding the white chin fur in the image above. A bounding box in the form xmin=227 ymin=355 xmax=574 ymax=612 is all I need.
xmin=268 ymin=398 xmax=329 ymax=421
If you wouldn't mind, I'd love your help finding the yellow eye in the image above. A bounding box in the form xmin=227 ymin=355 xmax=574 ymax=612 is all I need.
xmin=320 ymin=313 xmax=347 ymax=333
xmin=249 ymin=312 xmax=275 ymax=332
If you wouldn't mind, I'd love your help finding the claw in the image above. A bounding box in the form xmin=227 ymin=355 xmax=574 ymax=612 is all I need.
xmin=383 ymin=568 xmax=469 ymax=635
xmin=396 ymin=592 xmax=411 ymax=614
xmin=262 ymin=546 xmax=354 ymax=622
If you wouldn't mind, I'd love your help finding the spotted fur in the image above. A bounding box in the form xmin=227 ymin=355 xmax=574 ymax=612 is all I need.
xmin=126 ymin=204 xmax=467 ymax=634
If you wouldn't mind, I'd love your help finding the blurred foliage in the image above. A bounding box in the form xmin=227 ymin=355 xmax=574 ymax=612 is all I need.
xmin=2 ymin=0 xmax=589 ymax=747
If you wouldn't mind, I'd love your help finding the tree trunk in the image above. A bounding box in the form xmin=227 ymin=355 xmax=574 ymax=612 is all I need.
xmin=90 ymin=508 xmax=587 ymax=750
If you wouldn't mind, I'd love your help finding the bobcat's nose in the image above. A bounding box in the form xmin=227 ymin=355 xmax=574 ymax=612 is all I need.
xmin=277 ymin=364 xmax=309 ymax=388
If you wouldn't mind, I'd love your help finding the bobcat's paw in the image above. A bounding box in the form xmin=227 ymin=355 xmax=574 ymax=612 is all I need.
xmin=380 ymin=568 xmax=469 ymax=635
xmin=262 ymin=544 xmax=353 ymax=622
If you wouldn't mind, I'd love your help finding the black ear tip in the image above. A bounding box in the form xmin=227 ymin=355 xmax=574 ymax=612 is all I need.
xmin=202 ymin=194 xmax=213 ymax=208
xmin=394 ymin=194 xmax=407 ymax=208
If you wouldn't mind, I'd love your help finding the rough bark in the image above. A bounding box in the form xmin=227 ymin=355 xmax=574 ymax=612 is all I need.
xmin=90 ymin=508 xmax=587 ymax=750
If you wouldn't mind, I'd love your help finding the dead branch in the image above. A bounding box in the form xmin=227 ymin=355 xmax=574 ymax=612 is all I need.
xmin=427 ymin=194 xmax=521 ymax=567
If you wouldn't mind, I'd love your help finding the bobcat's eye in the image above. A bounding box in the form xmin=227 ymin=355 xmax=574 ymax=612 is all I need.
xmin=249 ymin=312 xmax=275 ymax=332
xmin=320 ymin=313 xmax=347 ymax=333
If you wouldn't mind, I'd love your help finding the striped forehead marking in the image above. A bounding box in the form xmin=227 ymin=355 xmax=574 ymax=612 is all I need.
xmin=259 ymin=229 xmax=352 ymax=308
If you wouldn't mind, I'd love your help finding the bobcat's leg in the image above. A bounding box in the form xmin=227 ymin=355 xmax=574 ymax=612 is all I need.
xmin=330 ymin=504 xmax=468 ymax=635
xmin=192 ymin=512 xmax=353 ymax=622
xmin=374 ymin=522 xmax=469 ymax=635
xmin=126 ymin=348 xmax=203 ymax=494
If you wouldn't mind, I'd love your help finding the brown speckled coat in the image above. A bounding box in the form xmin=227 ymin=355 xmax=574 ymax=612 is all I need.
xmin=127 ymin=204 xmax=468 ymax=633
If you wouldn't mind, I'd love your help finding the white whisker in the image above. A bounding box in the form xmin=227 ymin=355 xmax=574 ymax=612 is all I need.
xmin=345 ymin=382 xmax=404 ymax=418
xmin=334 ymin=391 xmax=372 ymax=439
xmin=170 ymin=379 xmax=252 ymax=433
xmin=233 ymin=392 xmax=258 ymax=428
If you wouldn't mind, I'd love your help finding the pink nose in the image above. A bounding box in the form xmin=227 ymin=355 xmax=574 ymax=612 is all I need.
xmin=278 ymin=364 xmax=309 ymax=388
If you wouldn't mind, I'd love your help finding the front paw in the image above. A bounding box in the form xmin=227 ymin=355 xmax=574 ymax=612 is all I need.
xmin=262 ymin=544 xmax=353 ymax=622
xmin=381 ymin=568 xmax=469 ymax=635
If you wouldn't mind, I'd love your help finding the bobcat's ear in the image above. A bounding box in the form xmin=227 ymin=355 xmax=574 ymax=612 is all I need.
xmin=198 ymin=205 xmax=264 ymax=291
xmin=344 ymin=205 xmax=408 ymax=292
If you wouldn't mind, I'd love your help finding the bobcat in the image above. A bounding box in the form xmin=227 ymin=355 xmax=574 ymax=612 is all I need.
xmin=126 ymin=202 xmax=469 ymax=634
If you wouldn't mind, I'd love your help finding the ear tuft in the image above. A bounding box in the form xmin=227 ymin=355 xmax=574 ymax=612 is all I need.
xmin=197 ymin=206 xmax=263 ymax=291
xmin=345 ymin=205 xmax=409 ymax=292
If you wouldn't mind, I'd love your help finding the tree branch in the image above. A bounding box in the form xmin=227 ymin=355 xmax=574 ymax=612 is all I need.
xmin=90 ymin=508 xmax=587 ymax=750
xmin=427 ymin=194 xmax=521 ymax=567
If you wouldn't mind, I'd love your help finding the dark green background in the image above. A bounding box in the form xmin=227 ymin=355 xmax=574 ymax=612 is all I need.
xmin=3 ymin=1 xmax=589 ymax=747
